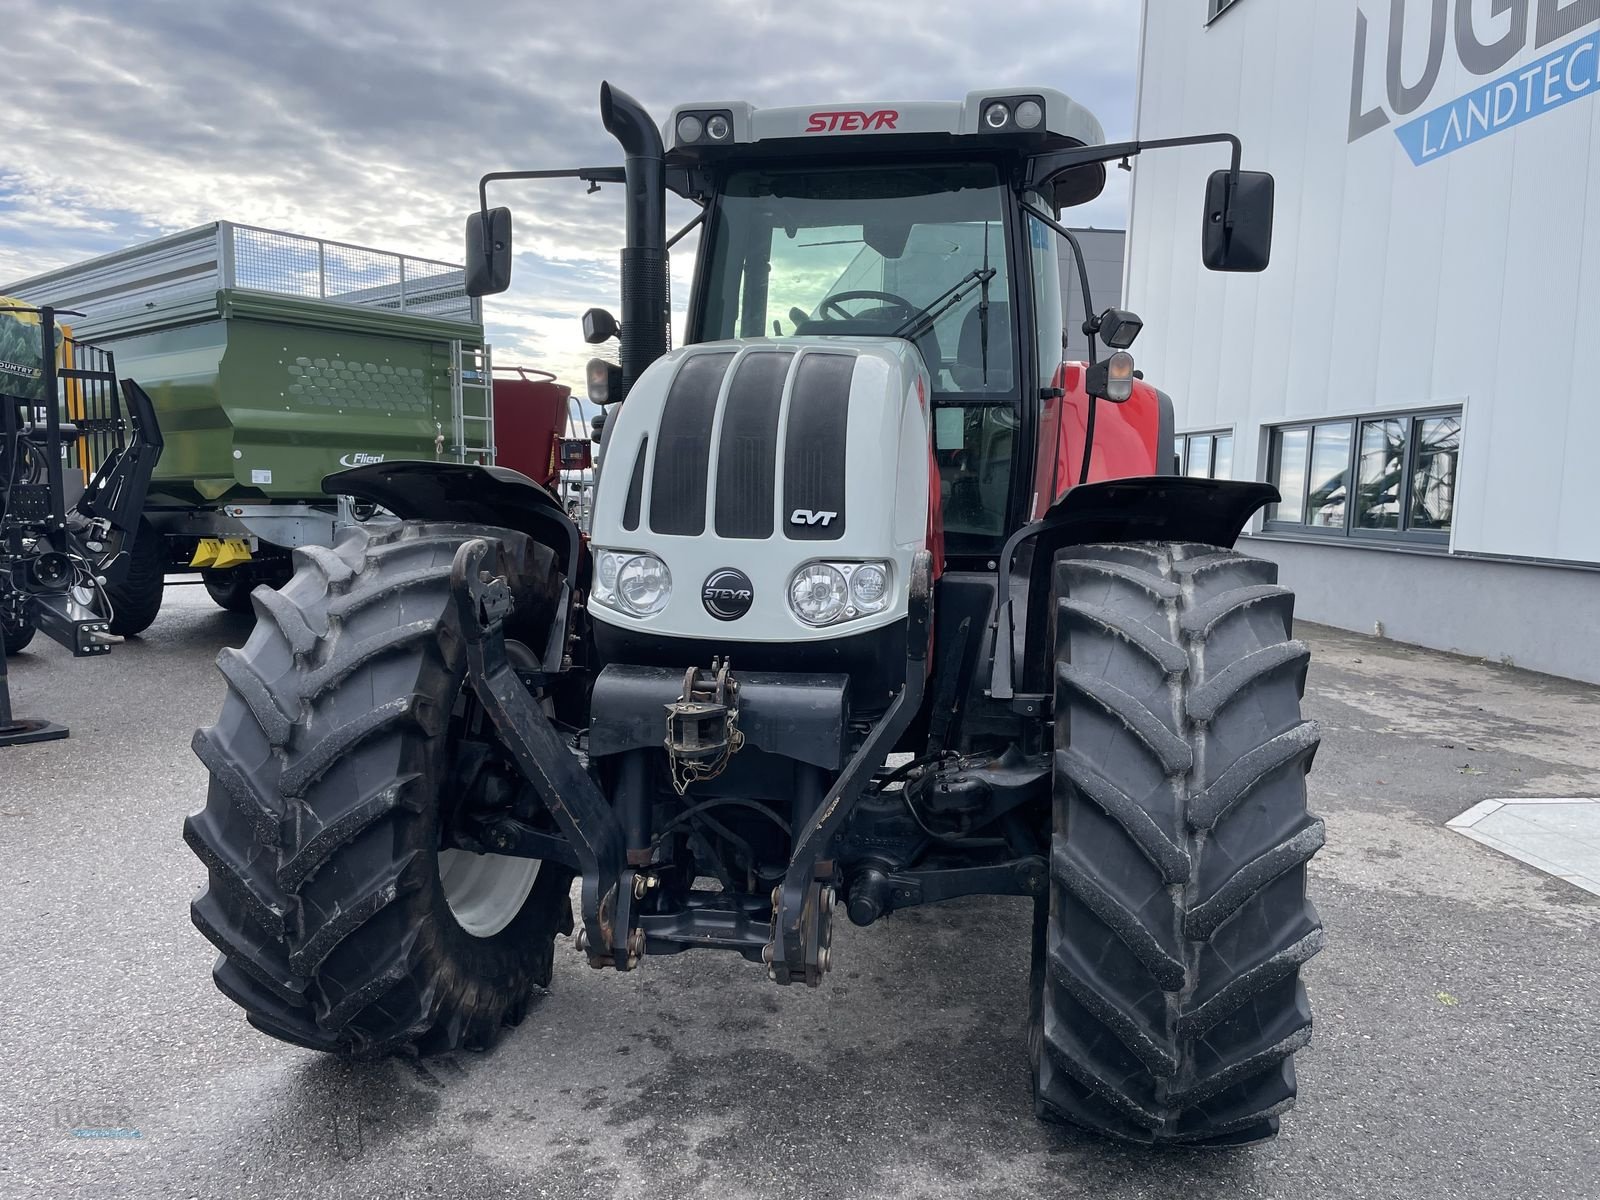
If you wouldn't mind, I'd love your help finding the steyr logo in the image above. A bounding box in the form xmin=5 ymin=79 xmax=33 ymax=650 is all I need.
xmin=804 ymin=109 xmax=899 ymax=133
xmin=790 ymin=509 xmax=838 ymax=527
xmin=339 ymin=452 xmax=386 ymax=467
xmin=1349 ymin=0 xmax=1600 ymax=162
xmin=702 ymin=568 xmax=754 ymax=621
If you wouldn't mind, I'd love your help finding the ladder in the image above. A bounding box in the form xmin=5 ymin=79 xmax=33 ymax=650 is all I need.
xmin=449 ymin=340 xmax=495 ymax=464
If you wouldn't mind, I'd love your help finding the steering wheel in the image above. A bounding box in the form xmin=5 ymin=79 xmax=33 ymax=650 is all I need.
xmin=818 ymin=289 xmax=919 ymax=323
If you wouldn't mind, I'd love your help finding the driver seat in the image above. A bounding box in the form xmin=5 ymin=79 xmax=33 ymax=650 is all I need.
xmin=953 ymin=302 xmax=1012 ymax=392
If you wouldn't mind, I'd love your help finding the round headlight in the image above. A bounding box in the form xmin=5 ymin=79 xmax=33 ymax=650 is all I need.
xmin=983 ymin=102 xmax=1010 ymax=129
xmin=705 ymin=114 xmax=732 ymax=140
xmin=789 ymin=563 xmax=848 ymax=626
xmin=849 ymin=563 xmax=890 ymax=613
xmin=1014 ymin=99 xmax=1044 ymax=130
xmin=616 ymin=554 xmax=672 ymax=616
xmin=675 ymin=114 xmax=703 ymax=143
xmin=597 ymin=550 xmax=620 ymax=590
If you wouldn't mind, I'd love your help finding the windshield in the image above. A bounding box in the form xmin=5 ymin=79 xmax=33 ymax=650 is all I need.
xmin=700 ymin=164 xmax=1015 ymax=397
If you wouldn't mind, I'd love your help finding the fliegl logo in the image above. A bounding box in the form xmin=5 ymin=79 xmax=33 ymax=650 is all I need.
xmin=804 ymin=109 xmax=899 ymax=133
xmin=1349 ymin=0 xmax=1600 ymax=164
xmin=338 ymin=452 xmax=386 ymax=467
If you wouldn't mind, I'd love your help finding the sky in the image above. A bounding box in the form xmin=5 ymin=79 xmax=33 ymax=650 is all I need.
xmin=0 ymin=0 xmax=1142 ymax=401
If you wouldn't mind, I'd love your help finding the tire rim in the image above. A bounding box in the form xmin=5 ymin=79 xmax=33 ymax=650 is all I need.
xmin=437 ymin=849 xmax=541 ymax=938
xmin=438 ymin=637 xmax=545 ymax=939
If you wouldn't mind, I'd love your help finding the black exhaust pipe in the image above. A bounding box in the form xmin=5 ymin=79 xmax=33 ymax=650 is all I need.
xmin=600 ymin=82 xmax=668 ymax=403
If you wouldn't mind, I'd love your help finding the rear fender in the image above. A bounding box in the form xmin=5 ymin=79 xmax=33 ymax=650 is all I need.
xmin=989 ymin=476 xmax=1279 ymax=700
xmin=324 ymin=461 xmax=581 ymax=580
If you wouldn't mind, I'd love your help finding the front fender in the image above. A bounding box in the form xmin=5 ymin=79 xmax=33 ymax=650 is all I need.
xmin=324 ymin=461 xmax=581 ymax=579
xmin=989 ymin=476 xmax=1280 ymax=700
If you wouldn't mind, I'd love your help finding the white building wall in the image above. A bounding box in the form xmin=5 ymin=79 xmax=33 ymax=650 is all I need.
xmin=1127 ymin=0 xmax=1600 ymax=567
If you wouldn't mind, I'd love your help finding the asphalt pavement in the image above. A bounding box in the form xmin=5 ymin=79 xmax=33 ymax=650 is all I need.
xmin=2 ymin=580 xmax=1597 ymax=1199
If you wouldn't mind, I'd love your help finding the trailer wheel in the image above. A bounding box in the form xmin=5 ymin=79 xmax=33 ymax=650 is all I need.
xmin=2 ymin=608 xmax=36 ymax=656
xmin=183 ymin=521 xmax=576 ymax=1054
xmin=1030 ymin=542 xmax=1324 ymax=1146
xmin=104 ymin=517 xmax=165 ymax=637
xmin=201 ymin=563 xmax=290 ymax=614
xmin=201 ymin=567 xmax=257 ymax=613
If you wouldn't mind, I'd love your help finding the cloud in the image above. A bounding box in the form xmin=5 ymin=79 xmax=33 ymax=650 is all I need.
xmin=0 ymin=0 xmax=1141 ymax=388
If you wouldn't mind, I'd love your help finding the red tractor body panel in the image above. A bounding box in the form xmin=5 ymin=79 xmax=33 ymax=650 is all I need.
xmin=1029 ymin=363 xmax=1164 ymax=520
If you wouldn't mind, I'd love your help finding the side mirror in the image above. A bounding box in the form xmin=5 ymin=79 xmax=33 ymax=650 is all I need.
xmin=1202 ymin=169 xmax=1274 ymax=273
xmin=464 ymin=207 xmax=513 ymax=297
xmin=582 ymin=307 xmax=619 ymax=344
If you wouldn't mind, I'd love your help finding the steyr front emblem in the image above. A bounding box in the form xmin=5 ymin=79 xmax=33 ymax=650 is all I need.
xmin=702 ymin=568 xmax=754 ymax=621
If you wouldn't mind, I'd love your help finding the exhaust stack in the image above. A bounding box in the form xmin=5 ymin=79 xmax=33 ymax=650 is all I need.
xmin=600 ymin=82 xmax=669 ymax=403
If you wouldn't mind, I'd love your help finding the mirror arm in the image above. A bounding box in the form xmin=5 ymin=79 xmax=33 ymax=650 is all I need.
xmin=475 ymin=166 xmax=628 ymax=217
xmin=1034 ymin=132 xmax=1244 ymax=227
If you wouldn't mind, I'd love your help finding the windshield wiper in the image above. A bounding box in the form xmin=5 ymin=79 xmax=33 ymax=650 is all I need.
xmin=892 ymin=267 xmax=997 ymax=342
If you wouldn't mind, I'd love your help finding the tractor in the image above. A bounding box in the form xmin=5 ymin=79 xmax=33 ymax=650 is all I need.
xmin=185 ymin=82 xmax=1324 ymax=1147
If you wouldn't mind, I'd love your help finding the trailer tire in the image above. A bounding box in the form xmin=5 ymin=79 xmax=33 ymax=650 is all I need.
xmin=104 ymin=517 xmax=165 ymax=636
xmin=184 ymin=521 xmax=576 ymax=1055
xmin=202 ymin=564 xmax=296 ymax=614
xmin=1030 ymin=542 xmax=1324 ymax=1146
xmin=2 ymin=609 xmax=36 ymax=656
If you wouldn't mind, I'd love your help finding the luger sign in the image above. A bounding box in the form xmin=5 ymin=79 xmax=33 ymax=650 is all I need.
xmin=1349 ymin=0 xmax=1600 ymax=162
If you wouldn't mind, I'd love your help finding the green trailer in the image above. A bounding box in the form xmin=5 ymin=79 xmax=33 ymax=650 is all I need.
xmin=2 ymin=222 xmax=493 ymax=626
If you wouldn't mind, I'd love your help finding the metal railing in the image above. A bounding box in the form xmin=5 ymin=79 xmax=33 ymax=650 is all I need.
xmin=2 ymin=222 xmax=481 ymax=334
xmin=224 ymin=224 xmax=478 ymax=322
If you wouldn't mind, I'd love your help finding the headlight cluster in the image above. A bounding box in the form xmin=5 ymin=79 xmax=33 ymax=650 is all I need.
xmin=787 ymin=560 xmax=893 ymax=627
xmin=591 ymin=549 xmax=672 ymax=617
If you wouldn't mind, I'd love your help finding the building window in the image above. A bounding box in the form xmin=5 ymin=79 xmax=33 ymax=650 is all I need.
xmin=1208 ymin=0 xmax=1243 ymax=22
xmin=1264 ymin=409 xmax=1461 ymax=544
xmin=1174 ymin=429 xmax=1233 ymax=479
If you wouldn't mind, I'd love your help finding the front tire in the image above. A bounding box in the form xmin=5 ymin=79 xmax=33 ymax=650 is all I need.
xmin=184 ymin=521 xmax=576 ymax=1054
xmin=1030 ymin=542 xmax=1324 ymax=1145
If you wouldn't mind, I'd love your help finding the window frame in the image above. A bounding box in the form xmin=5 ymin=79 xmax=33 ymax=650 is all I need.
xmin=1207 ymin=0 xmax=1243 ymax=24
xmin=1261 ymin=404 xmax=1463 ymax=548
xmin=1174 ymin=426 xmax=1234 ymax=479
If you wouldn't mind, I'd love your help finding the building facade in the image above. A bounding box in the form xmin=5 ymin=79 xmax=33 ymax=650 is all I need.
xmin=1127 ymin=0 xmax=1600 ymax=682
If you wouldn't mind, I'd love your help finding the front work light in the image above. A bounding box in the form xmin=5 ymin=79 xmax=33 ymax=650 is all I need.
xmin=586 ymin=358 xmax=622 ymax=405
xmin=983 ymin=102 xmax=1010 ymax=129
xmin=705 ymin=114 xmax=732 ymax=140
xmin=1014 ymin=99 xmax=1044 ymax=130
xmin=1097 ymin=307 xmax=1144 ymax=350
xmin=676 ymin=114 xmax=704 ymax=143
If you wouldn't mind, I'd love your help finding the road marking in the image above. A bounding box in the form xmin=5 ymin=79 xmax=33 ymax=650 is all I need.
xmin=1448 ymin=798 xmax=1600 ymax=897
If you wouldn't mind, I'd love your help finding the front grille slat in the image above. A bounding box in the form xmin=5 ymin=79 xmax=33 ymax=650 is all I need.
xmin=782 ymin=352 xmax=854 ymax=541
xmin=649 ymin=352 xmax=735 ymax=535
xmin=715 ymin=351 xmax=793 ymax=539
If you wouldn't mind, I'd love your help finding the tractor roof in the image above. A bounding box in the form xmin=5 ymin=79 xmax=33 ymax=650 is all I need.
xmin=662 ymin=88 xmax=1108 ymax=206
